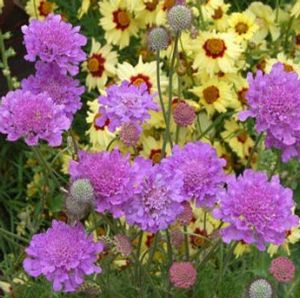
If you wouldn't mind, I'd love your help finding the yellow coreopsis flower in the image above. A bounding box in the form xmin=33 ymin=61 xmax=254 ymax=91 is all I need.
xmin=221 ymin=120 xmax=254 ymax=159
xmin=228 ymin=12 xmax=258 ymax=42
xmin=265 ymin=53 xmax=300 ymax=76
xmin=78 ymin=0 xmax=91 ymax=19
xmin=86 ymin=100 xmax=116 ymax=151
xmin=25 ymin=0 xmax=56 ymax=19
xmin=234 ymin=242 xmax=251 ymax=258
xmin=191 ymin=31 xmax=243 ymax=77
xmin=0 ymin=0 xmax=3 ymax=13
xmin=246 ymin=2 xmax=280 ymax=43
xmin=208 ymin=2 xmax=231 ymax=32
xmin=99 ymin=0 xmax=140 ymax=49
xmin=155 ymin=0 xmax=177 ymax=26
xmin=201 ymin=0 xmax=224 ymax=19
xmin=136 ymin=0 xmax=161 ymax=26
xmin=82 ymin=39 xmax=118 ymax=92
xmin=191 ymin=78 xmax=235 ymax=116
xmin=291 ymin=0 xmax=300 ymax=18
xmin=268 ymin=226 xmax=300 ymax=257
xmin=117 ymin=56 xmax=168 ymax=94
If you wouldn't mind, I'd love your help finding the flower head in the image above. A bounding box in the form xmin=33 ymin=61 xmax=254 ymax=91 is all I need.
xmin=148 ymin=26 xmax=170 ymax=52
xmin=23 ymin=220 xmax=103 ymax=292
xmin=239 ymin=63 xmax=300 ymax=161
xmin=124 ymin=158 xmax=186 ymax=233
xmin=165 ymin=142 xmax=226 ymax=208
xmin=169 ymin=262 xmax=197 ymax=289
xmin=246 ymin=278 xmax=273 ymax=298
xmin=269 ymin=256 xmax=295 ymax=283
xmin=213 ymin=170 xmax=299 ymax=251
xmin=22 ymin=14 xmax=87 ymax=75
xmin=114 ymin=234 xmax=133 ymax=257
xmin=167 ymin=4 xmax=192 ymax=32
xmin=120 ymin=122 xmax=141 ymax=147
xmin=0 ymin=90 xmax=70 ymax=146
xmin=97 ymin=81 xmax=158 ymax=132
xmin=69 ymin=150 xmax=134 ymax=218
xmin=172 ymin=101 xmax=196 ymax=127
xmin=22 ymin=61 xmax=83 ymax=119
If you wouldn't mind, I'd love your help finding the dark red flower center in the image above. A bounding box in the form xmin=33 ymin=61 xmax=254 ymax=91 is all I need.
xmin=38 ymin=0 xmax=54 ymax=17
xmin=203 ymin=38 xmax=227 ymax=59
xmin=87 ymin=54 xmax=106 ymax=77
xmin=238 ymin=88 xmax=248 ymax=105
xmin=130 ymin=73 xmax=152 ymax=93
xmin=203 ymin=86 xmax=220 ymax=104
xmin=113 ymin=9 xmax=131 ymax=31
xmin=145 ymin=0 xmax=159 ymax=11
xmin=93 ymin=113 xmax=110 ymax=130
xmin=149 ymin=149 xmax=163 ymax=164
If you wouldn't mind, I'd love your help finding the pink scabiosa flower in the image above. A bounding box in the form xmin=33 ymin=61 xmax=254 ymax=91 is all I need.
xmin=96 ymin=81 xmax=159 ymax=132
xmin=123 ymin=158 xmax=186 ymax=233
xmin=169 ymin=261 xmax=197 ymax=289
xmin=114 ymin=234 xmax=133 ymax=257
xmin=119 ymin=122 xmax=141 ymax=147
xmin=213 ymin=170 xmax=299 ymax=251
xmin=0 ymin=90 xmax=70 ymax=146
xmin=177 ymin=201 xmax=193 ymax=225
xmin=22 ymin=14 xmax=87 ymax=75
xmin=239 ymin=63 xmax=300 ymax=162
xmin=164 ymin=142 xmax=226 ymax=208
xmin=22 ymin=61 xmax=84 ymax=119
xmin=23 ymin=220 xmax=103 ymax=293
xmin=69 ymin=149 xmax=134 ymax=218
xmin=269 ymin=256 xmax=295 ymax=283
xmin=172 ymin=101 xmax=196 ymax=127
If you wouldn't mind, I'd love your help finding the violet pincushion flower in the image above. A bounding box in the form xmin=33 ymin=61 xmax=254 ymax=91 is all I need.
xmin=23 ymin=220 xmax=103 ymax=293
xmin=96 ymin=81 xmax=159 ymax=132
xmin=164 ymin=142 xmax=227 ymax=208
xmin=239 ymin=63 xmax=300 ymax=161
xmin=0 ymin=90 xmax=70 ymax=146
xmin=22 ymin=61 xmax=84 ymax=119
xmin=69 ymin=149 xmax=134 ymax=218
xmin=123 ymin=158 xmax=186 ymax=233
xmin=213 ymin=170 xmax=299 ymax=251
xmin=22 ymin=14 xmax=87 ymax=75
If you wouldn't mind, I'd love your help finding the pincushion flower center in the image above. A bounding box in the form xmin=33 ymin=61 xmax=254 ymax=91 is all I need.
xmin=145 ymin=0 xmax=159 ymax=11
xmin=203 ymin=38 xmax=227 ymax=58
xmin=38 ymin=1 xmax=54 ymax=17
xmin=113 ymin=9 xmax=131 ymax=30
xmin=235 ymin=22 xmax=249 ymax=35
xmin=212 ymin=7 xmax=223 ymax=20
xmin=203 ymin=86 xmax=220 ymax=104
xmin=87 ymin=54 xmax=106 ymax=77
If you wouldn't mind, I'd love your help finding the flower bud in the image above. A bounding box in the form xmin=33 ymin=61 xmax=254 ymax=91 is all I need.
xmin=246 ymin=278 xmax=273 ymax=298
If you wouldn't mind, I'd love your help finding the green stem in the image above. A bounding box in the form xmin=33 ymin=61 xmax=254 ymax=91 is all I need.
xmin=246 ymin=132 xmax=263 ymax=168
xmin=162 ymin=33 xmax=180 ymax=156
xmin=175 ymin=125 xmax=180 ymax=144
xmin=106 ymin=136 xmax=119 ymax=151
xmin=165 ymin=229 xmax=173 ymax=266
xmin=0 ymin=227 xmax=29 ymax=244
xmin=147 ymin=232 xmax=159 ymax=266
xmin=156 ymin=50 xmax=168 ymax=125
xmin=0 ymin=30 xmax=13 ymax=90
xmin=135 ymin=231 xmax=144 ymax=287
xmin=268 ymin=153 xmax=281 ymax=181
xmin=183 ymin=225 xmax=189 ymax=261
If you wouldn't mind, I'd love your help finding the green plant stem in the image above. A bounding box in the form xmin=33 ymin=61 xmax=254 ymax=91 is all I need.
xmin=268 ymin=153 xmax=281 ymax=181
xmin=162 ymin=33 xmax=180 ymax=156
xmin=198 ymin=239 xmax=222 ymax=269
xmin=147 ymin=233 xmax=159 ymax=265
xmin=175 ymin=125 xmax=180 ymax=144
xmin=183 ymin=225 xmax=189 ymax=261
xmin=198 ymin=111 xmax=235 ymax=140
xmin=0 ymin=227 xmax=29 ymax=244
xmin=0 ymin=29 xmax=13 ymax=90
xmin=106 ymin=136 xmax=119 ymax=151
xmin=156 ymin=50 xmax=168 ymax=125
xmin=246 ymin=132 xmax=263 ymax=168
xmin=135 ymin=231 xmax=144 ymax=287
